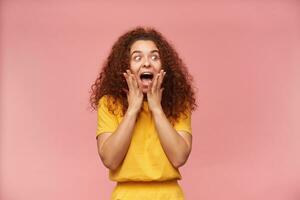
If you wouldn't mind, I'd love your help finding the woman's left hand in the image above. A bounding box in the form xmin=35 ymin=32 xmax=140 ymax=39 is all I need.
xmin=147 ymin=69 xmax=166 ymax=113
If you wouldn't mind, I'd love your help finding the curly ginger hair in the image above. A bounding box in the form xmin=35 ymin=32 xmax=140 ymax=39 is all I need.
xmin=89 ymin=26 xmax=197 ymax=125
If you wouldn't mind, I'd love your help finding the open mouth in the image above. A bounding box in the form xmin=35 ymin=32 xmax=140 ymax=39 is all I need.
xmin=140 ymin=72 xmax=154 ymax=80
xmin=139 ymin=72 xmax=154 ymax=87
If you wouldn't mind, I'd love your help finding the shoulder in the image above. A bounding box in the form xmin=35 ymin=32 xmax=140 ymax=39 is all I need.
xmin=99 ymin=94 xmax=110 ymax=102
xmin=98 ymin=95 xmax=123 ymax=116
xmin=98 ymin=95 xmax=116 ymax=106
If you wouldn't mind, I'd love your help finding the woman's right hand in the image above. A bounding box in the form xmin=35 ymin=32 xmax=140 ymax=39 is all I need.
xmin=123 ymin=69 xmax=144 ymax=115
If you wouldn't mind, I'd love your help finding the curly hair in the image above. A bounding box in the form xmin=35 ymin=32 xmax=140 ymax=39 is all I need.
xmin=89 ymin=26 xmax=197 ymax=125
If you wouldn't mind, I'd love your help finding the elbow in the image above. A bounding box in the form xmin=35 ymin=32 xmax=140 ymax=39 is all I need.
xmin=98 ymin=152 xmax=120 ymax=171
xmin=171 ymin=151 xmax=191 ymax=168
xmin=171 ymin=136 xmax=192 ymax=168
xmin=104 ymin=161 xmax=119 ymax=171
xmin=172 ymin=157 xmax=188 ymax=168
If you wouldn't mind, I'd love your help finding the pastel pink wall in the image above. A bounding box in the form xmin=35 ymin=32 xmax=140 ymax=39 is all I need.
xmin=1 ymin=0 xmax=300 ymax=199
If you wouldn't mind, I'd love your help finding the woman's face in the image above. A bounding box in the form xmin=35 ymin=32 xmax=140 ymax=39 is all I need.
xmin=129 ymin=40 xmax=162 ymax=93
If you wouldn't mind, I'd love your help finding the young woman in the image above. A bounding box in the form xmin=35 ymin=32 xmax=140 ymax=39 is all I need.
xmin=90 ymin=26 xmax=197 ymax=200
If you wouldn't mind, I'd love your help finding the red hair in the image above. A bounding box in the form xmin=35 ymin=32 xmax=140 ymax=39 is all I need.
xmin=89 ymin=26 xmax=197 ymax=124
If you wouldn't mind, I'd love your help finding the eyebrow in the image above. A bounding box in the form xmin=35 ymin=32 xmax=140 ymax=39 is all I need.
xmin=130 ymin=50 xmax=159 ymax=56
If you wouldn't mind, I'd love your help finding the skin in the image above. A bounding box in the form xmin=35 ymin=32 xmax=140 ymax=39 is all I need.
xmin=129 ymin=40 xmax=162 ymax=95
xmin=97 ymin=40 xmax=192 ymax=170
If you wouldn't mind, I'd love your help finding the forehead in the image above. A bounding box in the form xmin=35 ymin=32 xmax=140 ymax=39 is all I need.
xmin=130 ymin=40 xmax=159 ymax=54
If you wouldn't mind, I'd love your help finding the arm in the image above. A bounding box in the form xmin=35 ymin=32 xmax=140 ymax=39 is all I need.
xmin=97 ymin=69 xmax=143 ymax=170
xmin=152 ymin=109 xmax=192 ymax=168
xmin=97 ymin=110 xmax=138 ymax=171
xmin=146 ymin=69 xmax=192 ymax=168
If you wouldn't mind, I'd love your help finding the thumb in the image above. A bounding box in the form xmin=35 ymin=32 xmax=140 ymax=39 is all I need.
xmin=146 ymin=89 xmax=151 ymax=97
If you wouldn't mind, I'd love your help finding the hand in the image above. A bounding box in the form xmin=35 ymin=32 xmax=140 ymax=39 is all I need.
xmin=147 ymin=69 xmax=166 ymax=113
xmin=123 ymin=69 xmax=144 ymax=115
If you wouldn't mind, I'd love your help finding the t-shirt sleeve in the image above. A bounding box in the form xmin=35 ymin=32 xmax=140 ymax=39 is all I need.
xmin=96 ymin=96 xmax=119 ymax=139
xmin=173 ymin=109 xmax=192 ymax=134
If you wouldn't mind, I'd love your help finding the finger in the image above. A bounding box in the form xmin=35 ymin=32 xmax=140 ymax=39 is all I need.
xmin=124 ymin=70 xmax=134 ymax=91
xmin=146 ymin=88 xmax=151 ymax=97
xmin=127 ymin=69 xmax=134 ymax=78
xmin=152 ymin=72 xmax=160 ymax=93
xmin=138 ymin=87 xmax=143 ymax=97
xmin=130 ymin=73 xmax=139 ymax=89
xmin=122 ymin=88 xmax=129 ymax=95
xmin=123 ymin=72 xmax=130 ymax=87
xmin=123 ymin=72 xmax=129 ymax=86
xmin=161 ymin=71 xmax=166 ymax=88
xmin=126 ymin=69 xmax=138 ymax=89
xmin=160 ymin=87 xmax=164 ymax=96
xmin=156 ymin=70 xmax=165 ymax=91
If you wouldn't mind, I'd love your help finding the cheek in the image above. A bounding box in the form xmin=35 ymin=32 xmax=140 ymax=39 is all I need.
xmin=129 ymin=63 xmax=139 ymax=73
xmin=129 ymin=68 xmax=140 ymax=80
xmin=154 ymin=65 xmax=162 ymax=73
xmin=154 ymin=61 xmax=162 ymax=71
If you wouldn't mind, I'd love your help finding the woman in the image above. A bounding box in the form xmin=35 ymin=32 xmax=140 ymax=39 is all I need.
xmin=90 ymin=26 xmax=197 ymax=200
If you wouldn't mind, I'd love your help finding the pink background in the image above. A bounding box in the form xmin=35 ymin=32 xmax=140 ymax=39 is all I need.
xmin=1 ymin=0 xmax=300 ymax=199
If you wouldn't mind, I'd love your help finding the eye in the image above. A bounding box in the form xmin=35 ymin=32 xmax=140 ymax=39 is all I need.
xmin=151 ymin=55 xmax=160 ymax=60
xmin=133 ymin=55 xmax=141 ymax=61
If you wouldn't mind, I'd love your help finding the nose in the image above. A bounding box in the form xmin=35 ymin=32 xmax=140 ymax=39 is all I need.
xmin=143 ymin=57 xmax=151 ymax=68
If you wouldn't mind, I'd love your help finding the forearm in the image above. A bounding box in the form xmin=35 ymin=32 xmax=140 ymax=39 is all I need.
xmin=100 ymin=110 xmax=138 ymax=170
xmin=152 ymin=108 xmax=190 ymax=168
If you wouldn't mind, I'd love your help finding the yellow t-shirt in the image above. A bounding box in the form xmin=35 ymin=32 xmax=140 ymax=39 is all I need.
xmin=96 ymin=95 xmax=192 ymax=182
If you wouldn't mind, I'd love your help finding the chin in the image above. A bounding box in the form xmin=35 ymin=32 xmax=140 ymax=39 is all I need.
xmin=139 ymin=85 xmax=149 ymax=93
xmin=142 ymin=89 xmax=149 ymax=94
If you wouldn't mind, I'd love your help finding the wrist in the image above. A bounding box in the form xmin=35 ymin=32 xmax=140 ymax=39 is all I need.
xmin=151 ymin=107 xmax=164 ymax=116
xmin=126 ymin=108 xmax=139 ymax=117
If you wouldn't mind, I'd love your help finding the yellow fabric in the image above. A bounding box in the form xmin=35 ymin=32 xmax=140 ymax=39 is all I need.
xmin=111 ymin=180 xmax=185 ymax=200
xmin=96 ymin=95 xmax=192 ymax=182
